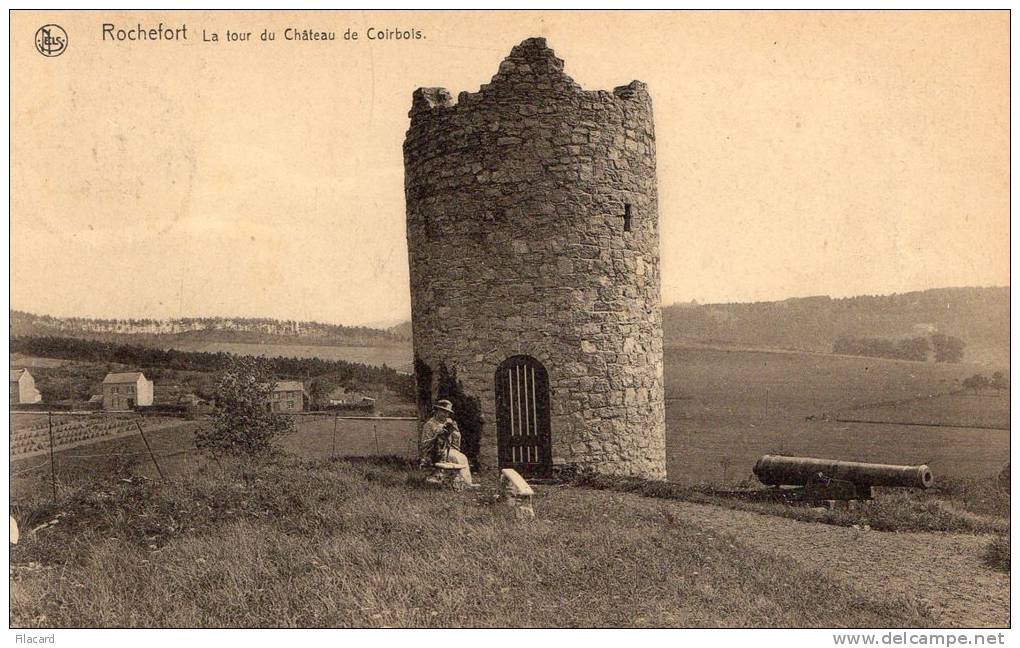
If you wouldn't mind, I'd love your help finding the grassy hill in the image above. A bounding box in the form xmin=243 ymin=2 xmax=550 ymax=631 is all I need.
xmin=663 ymin=287 xmax=1009 ymax=365
xmin=11 ymin=456 xmax=944 ymax=628
xmin=384 ymin=286 xmax=1009 ymax=365
xmin=386 ymin=320 xmax=413 ymax=341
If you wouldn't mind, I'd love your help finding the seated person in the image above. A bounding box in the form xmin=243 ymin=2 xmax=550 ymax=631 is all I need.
xmin=420 ymin=399 xmax=473 ymax=486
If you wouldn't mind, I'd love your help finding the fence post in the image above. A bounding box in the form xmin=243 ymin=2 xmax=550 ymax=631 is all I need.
xmin=331 ymin=409 xmax=338 ymax=458
xmin=135 ymin=420 xmax=167 ymax=481
xmin=47 ymin=411 xmax=57 ymax=503
xmin=374 ymin=423 xmax=380 ymax=455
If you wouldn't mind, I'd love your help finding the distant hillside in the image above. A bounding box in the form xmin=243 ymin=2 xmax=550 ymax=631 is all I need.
xmin=663 ymin=287 xmax=1009 ymax=365
xmin=14 ymin=286 xmax=1008 ymax=364
xmin=9 ymin=312 xmax=407 ymax=348
xmin=386 ymin=321 xmax=412 ymax=341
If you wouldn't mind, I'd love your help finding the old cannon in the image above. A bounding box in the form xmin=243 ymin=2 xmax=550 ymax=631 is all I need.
xmin=753 ymin=455 xmax=934 ymax=502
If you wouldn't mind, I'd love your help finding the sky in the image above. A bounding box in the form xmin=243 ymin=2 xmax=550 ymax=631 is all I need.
xmin=10 ymin=10 xmax=1009 ymax=327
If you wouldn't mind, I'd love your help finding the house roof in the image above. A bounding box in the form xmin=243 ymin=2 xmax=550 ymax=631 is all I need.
xmin=274 ymin=381 xmax=305 ymax=393
xmin=9 ymin=369 xmax=26 ymax=382
xmin=103 ymin=371 xmax=146 ymax=384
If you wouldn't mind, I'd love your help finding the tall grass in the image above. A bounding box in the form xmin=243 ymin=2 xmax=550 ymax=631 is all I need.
xmin=984 ymin=534 xmax=1009 ymax=572
xmin=934 ymin=475 xmax=1010 ymax=519
xmin=10 ymin=458 xmax=936 ymax=628
xmin=571 ymin=473 xmax=1008 ymax=534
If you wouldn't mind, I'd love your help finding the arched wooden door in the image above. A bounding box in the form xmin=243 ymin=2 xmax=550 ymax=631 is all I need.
xmin=495 ymin=355 xmax=552 ymax=477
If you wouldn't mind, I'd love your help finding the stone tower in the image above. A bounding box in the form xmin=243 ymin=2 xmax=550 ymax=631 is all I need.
xmin=404 ymin=37 xmax=665 ymax=479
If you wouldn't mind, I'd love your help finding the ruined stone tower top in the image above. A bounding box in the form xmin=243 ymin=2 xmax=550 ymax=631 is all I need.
xmin=408 ymin=37 xmax=651 ymax=121
xmin=404 ymin=37 xmax=657 ymax=232
xmin=403 ymin=37 xmax=666 ymax=480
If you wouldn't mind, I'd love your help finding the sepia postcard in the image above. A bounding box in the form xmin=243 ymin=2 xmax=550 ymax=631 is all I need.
xmin=6 ymin=7 xmax=1012 ymax=642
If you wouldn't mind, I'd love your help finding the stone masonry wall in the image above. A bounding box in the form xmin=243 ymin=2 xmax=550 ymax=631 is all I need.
xmin=403 ymin=37 xmax=666 ymax=479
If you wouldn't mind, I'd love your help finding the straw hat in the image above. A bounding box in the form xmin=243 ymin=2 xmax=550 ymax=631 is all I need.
xmin=433 ymin=399 xmax=454 ymax=415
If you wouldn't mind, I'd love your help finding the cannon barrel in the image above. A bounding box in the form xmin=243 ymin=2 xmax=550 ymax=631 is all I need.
xmin=753 ymin=455 xmax=933 ymax=489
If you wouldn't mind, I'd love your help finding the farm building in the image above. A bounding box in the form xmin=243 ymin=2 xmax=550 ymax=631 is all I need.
xmin=405 ymin=38 xmax=665 ymax=478
xmin=326 ymin=387 xmax=375 ymax=407
xmin=102 ymin=371 xmax=154 ymax=411
xmin=324 ymin=393 xmax=376 ymax=412
xmin=269 ymin=381 xmax=305 ymax=413
xmin=9 ymin=369 xmax=42 ymax=405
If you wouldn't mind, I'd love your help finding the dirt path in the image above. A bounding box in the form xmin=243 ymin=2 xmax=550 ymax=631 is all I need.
xmin=663 ymin=500 xmax=1009 ymax=627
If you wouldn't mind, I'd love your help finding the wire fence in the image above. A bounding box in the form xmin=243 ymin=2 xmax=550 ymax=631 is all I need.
xmin=10 ymin=411 xmax=421 ymax=504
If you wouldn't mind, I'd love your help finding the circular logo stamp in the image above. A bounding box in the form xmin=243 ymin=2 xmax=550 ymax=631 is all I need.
xmin=35 ymin=24 xmax=68 ymax=57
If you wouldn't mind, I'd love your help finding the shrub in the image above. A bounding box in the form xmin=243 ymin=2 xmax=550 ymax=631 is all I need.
xmin=984 ymin=534 xmax=1009 ymax=572
xmin=962 ymin=374 xmax=990 ymax=390
xmin=936 ymin=474 xmax=1010 ymax=518
xmin=194 ymin=357 xmax=294 ymax=462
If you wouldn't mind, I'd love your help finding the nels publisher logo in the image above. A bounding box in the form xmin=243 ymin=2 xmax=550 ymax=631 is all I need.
xmin=35 ymin=24 xmax=67 ymax=57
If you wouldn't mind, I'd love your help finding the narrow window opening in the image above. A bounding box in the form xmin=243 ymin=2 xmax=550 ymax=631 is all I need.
xmin=623 ymin=203 xmax=633 ymax=232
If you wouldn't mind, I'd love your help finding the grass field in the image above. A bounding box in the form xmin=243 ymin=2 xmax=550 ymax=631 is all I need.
xmin=9 ymin=414 xmax=418 ymax=505
xmin=280 ymin=415 xmax=419 ymax=460
xmin=10 ymin=457 xmax=942 ymax=628
xmin=837 ymin=389 xmax=1009 ymax=429
xmin=10 ymin=419 xmax=207 ymax=503
xmin=663 ymin=346 xmax=1009 ymax=484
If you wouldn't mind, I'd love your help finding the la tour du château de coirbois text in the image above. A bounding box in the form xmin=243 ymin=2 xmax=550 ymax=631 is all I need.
xmin=101 ymin=23 xmax=424 ymax=42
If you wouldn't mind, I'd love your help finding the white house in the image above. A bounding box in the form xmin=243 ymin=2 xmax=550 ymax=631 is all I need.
xmin=9 ymin=369 xmax=42 ymax=405
xmin=102 ymin=371 xmax=154 ymax=410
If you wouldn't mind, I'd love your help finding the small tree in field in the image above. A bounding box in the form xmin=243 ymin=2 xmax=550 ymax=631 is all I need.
xmin=196 ymin=356 xmax=294 ymax=463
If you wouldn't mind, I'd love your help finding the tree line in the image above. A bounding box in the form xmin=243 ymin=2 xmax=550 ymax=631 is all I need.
xmin=962 ymin=372 xmax=1009 ymax=390
xmin=11 ymin=336 xmax=415 ymax=399
xmin=832 ymin=333 xmax=965 ymax=363
xmin=11 ymin=310 xmax=403 ymax=339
